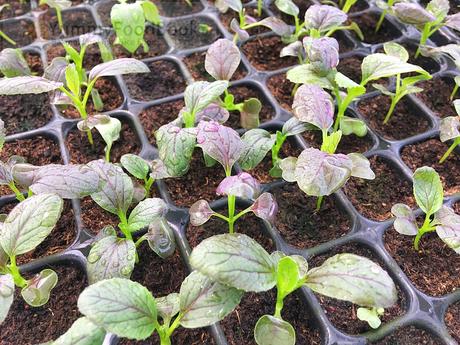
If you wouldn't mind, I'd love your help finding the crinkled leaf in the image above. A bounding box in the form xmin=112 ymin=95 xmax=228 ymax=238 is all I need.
xmin=435 ymin=206 xmax=460 ymax=253
xmin=195 ymin=103 xmax=230 ymax=124
xmin=0 ymin=76 xmax=62 ymax=95
xmin=88 ymin=160 xmax=133 ymax=215
xmin=413 ymin=166 xmax=443 ymax=216
xmin=205 ymin=39 xmax=241 ymax=81
xmin=190 ymin=200 xmax=214 ymax=226
xmin=238 ymin=129 xmax=275 ymax=170
xmin=0 ymin=48 xmax=31 ymax=77
xmin=254 ymin=315 xmax=295 ymax=345
xmin=440 ymin=116 xmax=460 ymax=142
xmin=146 ymin=218 xmax=176 ymax=259
xmin=293 ymin=84 xmax=334 ymax=130
xmin=120 ymin=154 xmax=150 ymax=180
xmin=78 ymin=278 xmax=157 ymax=340
xmin=184 ymin=81 xmax=229 ymax=115
xmin=190 ymin=233 xmax=276 ymax=292
xmin=21 ymin=269 xmax=58 ymax=307
xmin=251 ymin=193 xmax=278 ymax=223
xmin=304 ymin=5 xmax=347 ymax=32
xmin=216 ymin=172 xmax=261 ymax=199
xmin=156 ymin=293 xmax=180 ymax=323
xmin=306 ymin=253 xmax=397 ymax=308
xmin=348 ymin=153 xmax=375 ymax=180
xmin=286 ymin=64 xmax=334 ymax=89
xmin=0 ymin=194 xmax=63 ymax=256
xmin=340 ymin=116 xmax=368 ymax=137
xmin=48 ymin=317 xmax=106 ymax=345
xmin=87 ymin=236 xmax=136 ymax=284
xmin=393 ymin=3 xmax=435 ymax=24
xmin=240 ymin=98 xmax=262 ymax=129
xmin=179 ymin=271 xmax=243 ymax=328
xmin=0 ymin=274 xmax=14 ymax=325
xmin=127 ymin=198 xmax=168 ymax=232
xmin=391 ymin=203 xmax=418 ymax=236
xmin=89 ymin=58 xmax=149 ymax=80
xmin=150 ymin=159 xmax=171 ymax=180
xmin=304 ymin=37 xmax=339 ymax=74
xmin=12 ymin=163 xmax=100 ymax=199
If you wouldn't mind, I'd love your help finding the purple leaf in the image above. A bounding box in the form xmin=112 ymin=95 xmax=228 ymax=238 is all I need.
xmin=280 ymin=41 xmax=303 ymax=58
xmin=257 ymin=17 xmax=292 ymax=36
xmin=196 ymin=121 xmax=245 ymax=173
xmin=195 ymin=103 xmax=230 ymax=124
xmin=391 ymin=203 xmax=418 ymax=236
xmin=205 ymin=39 xmax=241 ymax=81
xmin=440 ymin=116 xmax=460 ymax=142
xmin=89 ymin=58 xmax=149 ymax=81
xmin=0 ymin=48 xmax=31 ymax=77
xmin=303 ymin=37 xmax=339 ymax=74
xmin=0 ymin=76 xmax=62 ymax=95
xmin=216 ymin=172 xmax=261 ymax=199
xmin=293 ymin=84 xmax=334 ymax=130
xmin=190 ymin=200 xmax=214 ymax=226
xmin=44 ymin=57 xmax=68 ymax=83
xmin=304 ymin=5 xmax=347 ymax=33
xmin=435 ymin=206 xmax=460 ymax=253
xmin=238 ymin=129 xmax=276 ymax=171
xmin=251 ymin=193 xmax=278 ymax=223
xmin=230 ymin=19 xmax=250 ymax=41
xmin=446 ymin=13 xmax=460 ymax=31
xmin=393 ymin=3 xmax=435 ymax=25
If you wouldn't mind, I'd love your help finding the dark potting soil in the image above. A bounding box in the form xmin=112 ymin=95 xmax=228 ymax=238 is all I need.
xmin=225 ymin=85 xmax=274 ymax=129
xmin=0 ymin=263 xmax=87 ymax=345
xmin=80 ymin=196 xmax=119 ymax=235
xmin=58 ymin=77 xmax=123 ymax=119
xmin=46 ymin=40 xmax=103 ymax=69
xmin=163 ymin=151 xmax=226 ymax=207
xmin=242 ymin=36 xmax=298 ymax=71
xmin=183 ymin=51 xmax=247 ymax=82
xmin=417 ymin=78 xmax=457 ymax=118
xmin=401 ymin=139 xmax=460 ymax=195
xmin=0 ymin=93 xmax=53 ymax=135
xmin=166 ymin=17 xmax=222 ymax=50
xmin=39 ymin=9 xmax=97 ymax=40
xmin=343 ymin=156 xmax=415 ymax=221
xmin=138 ymin=99 xmax=184 ymax=146
xmin=221 ymin=290 xmax=322 ymax=345
xmin=96 ymin=0 xmax=116 ymax=27
xmin=124 ymin=60 xmax=186 ymax=102
xmin=247 ymin=137 xmax=302 ymax=184
xmin=371 ymin=325 xmax=444 ymax=344
xmin=118 ymin=243 xmax=216 ymax=345
xmin=357 ymin=95 xmax=431 ymax=140
xmin=186 ymin=213 xmax=275 ymax=252
xmin=153 ymin=0 xmax=204 ymax=17
xmin=351 ymin=12 xmax=401 ymax=45
xmin=66 ymin=121 xmax=141 ymax=164
xmin=302 ymin=130 xmax=374 ymax=154
xmin=445 ymin=301 xmax=460 ymax=343
xmin=271 ymin=183 xmax=351 ymax=249
xmin=109 ymin=28 xmax=169 ymax=60
xmin=219 ymin=8 xmax=270 ymax=36
xmin=0 ymin=200 xmax=76 ymax=265
xmin=337 ymin=55 xmax=386 ymax=90
xmin=0 ymin=19 xmax=36 ymax=48
xmin=267 ymin=73 xmax=294 ymax=111
xmin=309 ymin=242 xmax=406 ymax=335
xmin=0 ymin=51 xmax=43 ymax=78
xmin=384 ymin=227 xmax=460 ymax=296
xmin=0 ymin=0 xmax=30 ymax=19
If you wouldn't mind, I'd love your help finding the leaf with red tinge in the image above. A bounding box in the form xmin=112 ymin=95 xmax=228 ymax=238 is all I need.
xmin=251 ymin=192 xmax=278 ymax=223
xmin=205 ymin=39 xmax=241 ymax=81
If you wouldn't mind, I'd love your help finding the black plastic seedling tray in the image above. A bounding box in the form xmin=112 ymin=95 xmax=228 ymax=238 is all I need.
xmin=1 ymin=0 xmax=460 ymax=344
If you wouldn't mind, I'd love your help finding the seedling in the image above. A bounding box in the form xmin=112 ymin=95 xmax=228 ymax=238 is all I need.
xmin=391 ymin=166 xmax=459 ymax=253
xmin=39 ymin=0 xmax=71 ymax=35
xmin=275 ymin=2 xmax=363 ymax=43
xmin=215 ymin=0 xmax=291 ymax=42
xmin=0 ymin=194 xmax=63 ymax=324
xmin=372 ymin=42 xmax=431 ymax=124
xmin=49 ymin=272 xmax=243 ymax=345
xmin=386 ymin=0 xmax=460 ymax=57
xmin=0 ymin=48 xmax=32 ymax=77
xmin=190 ymin=233 xmax=398 ymax=339
xmin=439 ymin=99 xmax=460 ymax=163
xmin=190 ymin=172 xmax=277 ymax=233
xmin=0 ymin=6 xmax=16 ymax=46
xmin=111 ymin=0 xmax=161 ymax=54
xmin=121 ymin=153 xmax=155 ymax=197
xmin=375 ymin=0 xmax=396 ymax=32
xmin=205 ymin=39 xmax=262 ymax=129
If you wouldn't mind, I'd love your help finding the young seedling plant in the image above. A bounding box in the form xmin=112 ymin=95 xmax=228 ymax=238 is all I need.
xmin=39 ymin=0 xmax=72 ymax=36
xmin=0 ymin=5 xmax=17 ymax=46
xmin=111 ymin=0 xmax=161 ymax=54
xmin=47 ymin=271 xmax=243 ymax=345
xmin=189 ymin=172 xmax=277 ymax=233
xmin=439 ymin=99 xmax=460 ymax=163
xmin=391 ymin=166 xmax=460 ymax=253
xmin=189 ymin=233 xmax=398 ymax=344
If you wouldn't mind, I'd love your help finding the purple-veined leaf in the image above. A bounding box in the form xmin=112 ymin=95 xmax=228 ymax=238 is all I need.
xmin=230 ymin=18 xmax=250 ymax=41
xmin=196 ymin=121 xmax=245 ymax=173
xmin=156 ymin=293 xmax=180 ymax=322
xmin=184 ymin=81 xmax=229 ymax=116
xmin=12 ymin=163 xmax=101 ymax=199
xmin=393 ymin=3 xmax=435 ymax=25
xmin=293 ymin=84 xmax=334 ymax=130
xmin=190 ymin=200 xmax=214 ymax=226
xmin=306 ymin=253 xmax=397 ymax=308
xmin=279 ymin=157 xmax=297 ymax=183
xmin=195 ymin=103 xmax=230 ymax=124
xmin=304 ymin=5 xmax=347 ymax=33
xmin=77 ymin=114 xmax=111 ymax=131
xmin=446 ymin=13 xmax=460 ymax=31
xmin=391 ymin=203 xmax=418 ymax=236
xmin=146 ymin=218 xmax=176 ymax=259
xmin=282 ymin=117 xmax=315 ymax=136
xmin=348 ymin=153 xmax=375 ymax=180
xmin=257 ymin=17 xmax=292 ymax=36
xmin=216 ymin=172 xmax=261 ymax=199
xmin=0 ymin=274 xmax=14 ymax=325
xmin=156 ymin=124 xmax=197 ymax=177
xmin=251 ymin=192 xmax=278 ymax=223
xmin=216 ymin=0 xmax=243 ymax=12
xmin=238 ymin=129 xmax=275 ymax=171
xmin=44 ymin=57 xmax=68 ymax=83
xmin=0 ymin=156 xmax=25 ymax=185
xmin=435 ymin=206 xmax=460 ymax=253
xmin=254 ymin=315 xmax=295 ymax=345
xmin=79 ymin=33 xmax=104 ymax=47
xmin=127 ymin=198 xmax=169 ymax=232
xmin=0 ymin=48 xmax=31 ymax=77
xmin=0 ymin=76 xmax=62 ymax=95
xmin=440 ymin=116 xmax=460 ymax=142
xmin=303 ymin=37 xmax=339 ymax=74
xmin=21 ymin=268 xmax=58 ymax=307
xmin=89 ymin=58 xmax=149 ymax=81
xmin=240 ymin=98 xmax=262 ymax=129
xmin=150 ymin=159 xmax=172 ymax=180
xmin=205 ymin=39 xmax=241 ymax=81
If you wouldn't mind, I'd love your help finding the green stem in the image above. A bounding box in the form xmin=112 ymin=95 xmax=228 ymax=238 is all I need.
xmin=439 ymin=137 xmax=460 ymax=163
xmin=274 ymin=289 xmax=284 ymax=319
xmin=167 ymin=313 xmax=183 ymax=337
xmin=383 ymin=96 xmax=398 ymax=124
xmin=144 ymin=176 xmax=155 ymax=198
xmin=135 ymin=235 xmax=146 ymax=248
xmin=271 ymin=132 xmax=287 ymax=168
xmin=56 ymin=8 xmax=64 ymax=33
xmin=8 ymin=181 xmax=25 ymax=202
xmin=228 ymin=195 xmax=236 ymax=234
xmin=9 ymin=256 xmax=27 ymax=288
xmin=257 ymin=0 xmax=262 ymax=17
xmin=316 ymin=196 xmax=324 ymax=212
xmin=450 ymin=83 xmax=459 ymax=101
xmin=413 ymin=214 xmax=436 ymax=250
xmin=118 ymin=210 xmax=133 ymax=241
xmin=0 ymin=30 xmax=16 ymax=46
xmin=375 ymin=10 xmax=387 ymax=33
xmin=416 ymin=24 xmax=431 ymax=58
xmin=105 ymin=145 xmax=112 ymax=162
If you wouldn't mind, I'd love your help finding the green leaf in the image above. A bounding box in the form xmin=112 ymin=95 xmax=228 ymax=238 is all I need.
xmin=0 ymin=274 xmax=14 ymax=325
xmin=111 ymin=2 xmax=145 ymax=53
xmin=383 ymin=42 xmax=409 ymax=62
xmin=357 ymin=307 xmax=383 ymax=329
xmin=78 ymin=278 xmax=157 ymax=340
xmin=238 ymin=129 xmax=275 ymax=171
xmin=141 ymin=1 xmax=161 ymax=25
xmin=413 ymin=166 xmax=444 ymax=216
xmin=340 ymin=116 xmax=368 ymax=137
xmin=87 ymin=236 xmax=136 ymax=284
xmin=65 ymin=64 xmax=80 ymax=97
xmin=286 ymin=65 xmax=334 ymax=89
xmin=93 ymin=116 xmax=121 ymax=159
xmin=47 ymin=317 xmax=106 ymax=345
xmin=0 ymin=194 xmax=63 ymax=256
xmin=190 ymin=233 xmax=276 ymax=292
xmin=21 ymin=269 xmax=58 ymax=307
xmin=306 ymin=254 xmax=397 ymax=308
xmin=275 ymin=0 xmax=299 ymax=16
xmin=179 ymin=271 xmax=243 ymax=328
xmin=254 ymin=315 xmax=296 ymax=345
xmin=184 ymin=81 xmax=229 ymax=115
xmin=121 ymin=154 xmax=150 ymax=180
xmin=0 ymin=76 xmax=62 ymax=95
xmin=127 ymin=198 xmax=168 ymax=232
xmin=277 ymin=257 xmax=301 ymax=298
xmin=240 ymin=98 xmax=262 ymax=129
